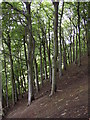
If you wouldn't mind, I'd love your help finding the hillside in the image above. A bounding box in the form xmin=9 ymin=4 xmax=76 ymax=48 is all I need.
xmin=5 ymin=55 xmax=88 ymax=118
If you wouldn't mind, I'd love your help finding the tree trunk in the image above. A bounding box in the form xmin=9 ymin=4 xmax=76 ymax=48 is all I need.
xmin=26 ymin=2 xmax=34 ymax=105
xmin=40 ymin=43 xmax=43 ymax=86
xmin=77 ymin=2 xmax=81 ymax=66
xmin=83 ymin=4 xmax=87 ymax=54
xmin=2 ymin=42 xmax=8 ymax=107
xmin=48 ymin=20 xmax=52 ymax=83
xmin=59 ymin=0 xmax=64 ymax=77
xmin=22 ymin=69 xmax=26 ymax=92
xmin=45 ymin=25 xmax=52 ymax=83
xmin=8 ymin=34 xmax=16 ymax=105
xmin=75 ymin=27 xmax=78 ymax=64
xmin=50 ymin=57 xmax=56 ymax=96
xmin=83 ymin=33 xmax=85 ymax=54
xmin=50 ymin=2 xmax=59 ymax=96
xmin=4 ymin=54 xmax=8 ymax=107
xmin=17 ymin=54 xmax=20 ymax=95
xmin=34 ymin=57 xmax=39 ymax=93
xmin=62 ymin=35 xmax=66 ymax=70
xmin=87 ymin=3 xmax=90 ymax=56
xmin=24 ymin=32 xmax=28 ymax=91
xmin=17 ymin=76 xmax=20 ymax=95
xmin=20 ymin=51 xmax=24 ymax=98
xmin=23 ymin=35 xmax=28 ymax=70
xmin=59 ymin=21 xmax=62 ymax=77
xmin=69 ymin=17 xmax=73 ymax=64
xmin=42 ymin=34 xmax=48 ymax=80
xmin=73 ymin=29 xmax=75 ymax=62
xmin=67 ymin=47 xmax=70 ymax=65
xmin=6 ymin=34 xmax=18 ymax=104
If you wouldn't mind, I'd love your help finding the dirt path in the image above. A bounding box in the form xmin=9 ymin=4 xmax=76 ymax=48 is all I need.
xmin=5 ymin=55 xmax=88 ymax=118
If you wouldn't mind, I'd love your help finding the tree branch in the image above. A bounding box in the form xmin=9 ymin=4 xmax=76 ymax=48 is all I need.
xmin=5 ymin=2 xmax=27 ymax=19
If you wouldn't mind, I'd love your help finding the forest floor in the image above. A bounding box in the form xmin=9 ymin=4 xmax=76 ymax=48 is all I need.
xmin=5 ymin=54 xmax=88 ymax=118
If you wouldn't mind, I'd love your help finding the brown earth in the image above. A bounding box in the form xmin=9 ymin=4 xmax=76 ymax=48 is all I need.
xmin=5 ymin=55 xmax=88 ymax=118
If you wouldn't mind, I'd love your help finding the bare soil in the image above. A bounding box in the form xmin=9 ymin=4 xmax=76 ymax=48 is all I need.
xmin=5 ymin=55 xmax=88 ymax=118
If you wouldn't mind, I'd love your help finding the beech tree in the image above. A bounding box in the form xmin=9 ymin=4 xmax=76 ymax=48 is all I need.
xmin=1 ymin=1 xmax=88 ymax=110
xmin=50 ymin=1 xmax=59 ymax=95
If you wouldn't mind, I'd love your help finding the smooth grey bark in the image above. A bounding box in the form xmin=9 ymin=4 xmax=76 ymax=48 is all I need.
xmin=50 ymin=2 xmax=59 ymax=96
xmin=40 ymin=43 xmax=43 ymax=86
xmin=59 ymin=0 xmax=64 ymax=77
xmin=22 ymin=69 xmax=26 ymax=92
xmin=50 ymin=56 xmax=55 ymax=95
xmin=4 ymin=56 xmax=8 ymax=107
xmin=20 ymin=51 xmax=24 ymax=98
xmin=2 ymin=42 xmax=8 ymax=107
xmin=37 ymin=12 xmax=44 ymax=85
xmin=69 ymin=24 xmax=72 ymax=64
xmin=25 ymin=2 xmax=34 ymax=105
xmin=67 ymin=47 xmax=70 ymax=65
xmin=34 ymin=57 xmax=39 ymax=93
xmin=45 ymin=26 xmax=52 ymax=83
xmin=48 ymin=21 xmax=52 ymax=83
xmin=24 ymin=32 xmax=29 ymax=91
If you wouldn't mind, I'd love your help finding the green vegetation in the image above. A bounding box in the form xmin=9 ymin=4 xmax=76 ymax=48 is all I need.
xmin=1 ymin=1 xmax=88 ymax=111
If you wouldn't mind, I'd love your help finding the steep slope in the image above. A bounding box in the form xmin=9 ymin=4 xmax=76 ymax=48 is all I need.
xmin=5 ymin=55 xmax=88 ymax=118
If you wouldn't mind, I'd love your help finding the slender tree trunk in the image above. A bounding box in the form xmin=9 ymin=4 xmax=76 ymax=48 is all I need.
xmin=50 ymin=2 xmax=59 ymax=96
xmin=42 ymin=34 xmax=48 ymax=80
xmin=3 ymin=51 xmax=8 ymax=107
xmin=48 ymin=20 xmax=52 ymax=83
xmin=77 ymin=2 xmax=81 ymax=66
xmin=20 ymin=51 xmax=24 ymax=98
xmin=67 ymin=47 xmax=70 ymax=65
xmin=23 ymin=35 xmax=28 ymax=70
xmin=2 ymin=89 xmax=4 ymax=108
xmin=26 ymin=2 xmax=34 ymax=105
xmin=34 ymin=57 xmax=39 ymax=93
xmin=8 ymin=36 xmax=15 ymax=105
xmin=22 ymin=69 xmax=26 ymax=92
xmin=17 ymin=55 xmax=20 ymax=95
xmin=75 ymin=27 xmax=78 ymax=64
xmin=83 ymin=5 xmax=87 ymax=54
xmin=70 ymin=36 xmax=72 ymax=64
xmin=62 ymin=35 xmax=66 ymax=70
xmin=83 ymin=33 xmax=85 ymax=54
xmin=73 ymin=29 xmax=75 ymax=62
xmin=17 ymin=76 xmax=20 ymax=95
xmin=15 ymin=81 xmax=18 ymax=101
xmin=59 ymin=0 xmax=64 ymax=77
xmin=9 ymin=53 xmax=15 ymax=105
xmin=59 ymin=21 xmax=62 ymax=77
xmin=87 ymin=3 xmax=90 ymax=56
xmin=24 ymin=32 xmax=28 ymax=90
xmin=45 ymin=25 xmax=52 ymax=83
xmin=40 ymin=43 xmax=43 ymax=86
xmin=2 ymin=41 xmax=9 ymax=107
